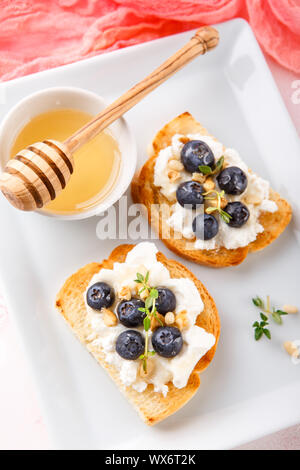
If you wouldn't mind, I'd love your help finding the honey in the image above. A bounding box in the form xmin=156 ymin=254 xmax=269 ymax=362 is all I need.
xmin=10 ymin=108 xmax=121 ymax=214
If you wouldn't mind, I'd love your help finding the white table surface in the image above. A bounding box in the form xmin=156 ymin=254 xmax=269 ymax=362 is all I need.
xmin=0 ymin=51 xmax=299 ymax=451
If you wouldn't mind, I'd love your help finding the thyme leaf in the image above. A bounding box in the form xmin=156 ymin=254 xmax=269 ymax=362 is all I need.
xmin=135 ymin=271 xmax=158 ymax=372
xmin=251 ymin=295 xmax=289 ymax=341
xmin=198 ymin=156 xmax=224 ymax=176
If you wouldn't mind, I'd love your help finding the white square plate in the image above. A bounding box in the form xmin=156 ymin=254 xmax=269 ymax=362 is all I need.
xmin=0 ymin=19 xmax=299 ymax=450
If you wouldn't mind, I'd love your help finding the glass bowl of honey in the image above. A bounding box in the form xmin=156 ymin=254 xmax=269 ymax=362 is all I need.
xmin=0 ymin=87 xmax=137 ymax=219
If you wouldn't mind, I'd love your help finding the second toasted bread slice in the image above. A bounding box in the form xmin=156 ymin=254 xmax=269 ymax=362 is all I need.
xmin=56 ymin=243 xmax=220 ymax=425
xmin=131 ymin=112 xmax=292 ymax=267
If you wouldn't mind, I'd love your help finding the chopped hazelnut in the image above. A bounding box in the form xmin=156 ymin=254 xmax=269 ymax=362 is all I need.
xmin=192 ymin=172 xmax=206 ymax=184
xmin=118 ymin=286 xmax=131 ymax=300
xmin=208 ymin=197 xmax=218 ymax=207
xmin=175 ymin=310 xmax=189 ymax=330
xmin=282 ymin=304 xmax=298 ymax=314
xmin=139 ymin=288 xmax=150 ymax=301
xmin=205 ymin=197 xmax=218 ymax=213
xmin=283 ymin=341 xmax=299 ymax=358
xmin=220 ymin=196 xmax=227 ymax=209
xmin=151 ymin=313 xmax=165 ymax=331
xmin=168 ymin=159 xmax=184 ymax=171
xmin=165 ymin=312 xmax=175 ymax=325
xmin=205 ymin=194 xmax=227 ymax=212
xmin=102 ymin=309 xmax=118 ymax=327
xmin=203 ymin=178 xmax=215 ymax=192
xmin=168 ymin=170 xmax=181 ymax=183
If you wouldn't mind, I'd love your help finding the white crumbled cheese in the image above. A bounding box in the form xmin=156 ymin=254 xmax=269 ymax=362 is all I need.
xmin=154 ymin=133 xmax=278 ymax=250
xmin=85 ymin=242 xmax=215 ymax=396
xmin=260 ymin=199 xmax=278 ymax=213
xmin=120 ymin=361 xmax=139 ymax=387
xmin=132 ymin=381 xmax=148 ymax=393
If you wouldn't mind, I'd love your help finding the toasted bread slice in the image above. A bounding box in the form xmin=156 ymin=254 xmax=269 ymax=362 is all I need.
xmin=131 ymin=112 xmax=292 ymax=268
xmin=56 ymin=244 xmax=220 ymax=425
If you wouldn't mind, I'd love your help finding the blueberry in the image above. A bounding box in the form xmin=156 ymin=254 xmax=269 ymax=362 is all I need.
xmin=192 ymin=213 xmax=219 ymax=240
xmin=224 ymin=201 xmax=250 ymax=228
xmin=176 ymin=181 xmax=204 ymax=209
xmin=86 ymin=282 xmax=115 ymax=310
xmin=217 ymin=166 xmax=248 ymax=195
xmin=152 ymin=326 xmax=183 ymax=358
xmin=181 ymin=140 xmax=215 ymax=173
xmin=117 ymin=298 xmax=146 ymax=327
xmin=116 ymin=330 xmax=145 ymax=360
xmin=155 ymin=288 xmax=176 ymax=315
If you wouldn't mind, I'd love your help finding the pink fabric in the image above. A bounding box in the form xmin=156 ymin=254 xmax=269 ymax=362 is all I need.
xmin=235 ymin=424 xmax=300 ymax=450
xmin=0 ymin=0 xmax=299 ymax=83
xmin=247 ymin=0 xmax=300 ymax=74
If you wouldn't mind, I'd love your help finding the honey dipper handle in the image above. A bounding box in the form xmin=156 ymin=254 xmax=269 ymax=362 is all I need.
xmin=64 ymin=26 xmax=219 ymax=153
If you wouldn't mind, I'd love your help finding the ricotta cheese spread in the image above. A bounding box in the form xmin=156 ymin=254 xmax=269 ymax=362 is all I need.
xmin=85 ymin=242 xmax=215 ymax=396
xmin=154 ymin=133 xmax=278 ymax=250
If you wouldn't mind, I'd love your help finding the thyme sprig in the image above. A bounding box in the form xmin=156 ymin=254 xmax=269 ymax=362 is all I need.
xmin=252 ymin=295 xmax=288 ymax=341
xmin=204 ymin=189 xmax=232 ymax=223
xmin=252 ymin=295 xmax=288 ymax=325
xmin=198 ymin=156 xmax=224 ymax=176
xmin=134 ymin=272 xmax=162 ymax=372
xmin=252 ymin=314 xmax=271 ymax=341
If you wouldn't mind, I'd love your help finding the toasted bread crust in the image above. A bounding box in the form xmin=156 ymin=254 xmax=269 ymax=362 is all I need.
xmin=131 ymin=112 xmax=292 ymax=267
xmin=56 ymin=244 xmax=220 ymax=425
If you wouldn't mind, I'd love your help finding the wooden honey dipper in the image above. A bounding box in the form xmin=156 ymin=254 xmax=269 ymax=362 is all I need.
xmin=0 ymin=26 xmax=219 ymax=212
